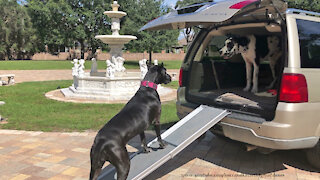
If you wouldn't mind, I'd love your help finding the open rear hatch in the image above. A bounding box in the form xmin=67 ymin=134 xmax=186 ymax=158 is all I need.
xmin=140 ymin=0 xmax=287 ymax=31
xmin=141 ymin=0 xmax=287 ymax=121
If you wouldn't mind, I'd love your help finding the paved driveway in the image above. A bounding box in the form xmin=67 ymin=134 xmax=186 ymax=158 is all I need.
xmin=0 ymin=130 xmax=319 ymax=180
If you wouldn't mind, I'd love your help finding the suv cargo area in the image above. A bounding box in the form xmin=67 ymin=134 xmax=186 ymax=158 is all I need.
xmin=141 ymin=0 xmax=320 ymax=169
xmin=185 ymin=23 xmax=284 ymax=120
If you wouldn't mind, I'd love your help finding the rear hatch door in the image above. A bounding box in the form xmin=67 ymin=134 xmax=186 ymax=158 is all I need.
xmin=140 ymin=0 xmax=286 ymax=31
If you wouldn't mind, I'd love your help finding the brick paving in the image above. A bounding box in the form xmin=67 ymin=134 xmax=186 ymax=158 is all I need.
xmin=0 ymin=70 xmax=319 ymax=179
xmin=0 ymin=130 xmax=319 ymax=180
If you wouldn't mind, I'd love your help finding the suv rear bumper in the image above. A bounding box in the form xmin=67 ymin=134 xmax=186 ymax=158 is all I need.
xmin=220 ymin=122 xmax=319 ymax=149
xmin=176 ymin=102 xmax=319 ymax=150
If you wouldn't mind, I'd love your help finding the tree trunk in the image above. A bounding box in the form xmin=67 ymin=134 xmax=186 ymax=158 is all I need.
xmin=6 ymin=47 xmax=11 ymax=60
xmin=148 ymin=47 xmax=152 ymax=66
xmin=80 ymin=40 xmax=85 ymax=59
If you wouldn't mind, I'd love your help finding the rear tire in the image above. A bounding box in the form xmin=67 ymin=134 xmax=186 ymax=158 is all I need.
xmin=306 ymin=141 xmax=320 ymax=169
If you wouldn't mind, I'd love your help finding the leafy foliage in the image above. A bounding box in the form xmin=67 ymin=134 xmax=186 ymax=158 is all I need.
xmin=120 ymin=0 xmax=179 ymax=53
xmin=25 ymin=0 xmax=179 ymax=57
xmin=287 ymin=0 xmax=320 ymax=12
xmin=0 ymin=0 xmax=38 ymax=60
xmin=26 ymin=0 xmax=110 ymax=57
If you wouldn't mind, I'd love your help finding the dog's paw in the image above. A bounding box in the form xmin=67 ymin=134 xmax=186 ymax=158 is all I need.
xmin=142 ymin=146 xmax=151 ymax=153
xmin=158 ymin=141 xmax=167 ymax=149
xmin=251 ymin=88 xmax=258 ymax=93
xmin=243 ymin=86 xmax=250 ymax=92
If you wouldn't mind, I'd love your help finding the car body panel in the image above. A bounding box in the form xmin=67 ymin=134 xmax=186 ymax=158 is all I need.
xmin=140 ymin=0 xmax=286 ymax=31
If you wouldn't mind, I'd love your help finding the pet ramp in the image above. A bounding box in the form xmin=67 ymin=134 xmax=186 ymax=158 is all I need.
xmin=98 ymin=105 xmax=230 ymax=180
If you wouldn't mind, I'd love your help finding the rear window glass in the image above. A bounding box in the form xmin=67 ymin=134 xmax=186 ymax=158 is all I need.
xmin=297 ymin=19 xmax=320 ymax=68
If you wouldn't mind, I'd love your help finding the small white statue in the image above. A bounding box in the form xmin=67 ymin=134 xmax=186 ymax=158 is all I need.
xmin=71 ymin=59 xmax=79 ymax=76
xmin=78 ymin=59 xmax=85 ymax=77
xmin=90 ymin=58 xmax=98 ymax=74
xmin=116 ymin=56 xmax=126 ymax=72
xmin=139 ymin=59 xmax=148 ymax=79
xmin=154 ymin=59 xmax=158 ymax=65
xmin=111 ymin=56 xmax=126 ymax=72
xmin=106 ymin=60 xmax=116 ymax=78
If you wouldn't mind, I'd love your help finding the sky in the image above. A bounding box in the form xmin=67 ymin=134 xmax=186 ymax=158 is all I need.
xmin=163 ymin=0 xmax=179 ymax=8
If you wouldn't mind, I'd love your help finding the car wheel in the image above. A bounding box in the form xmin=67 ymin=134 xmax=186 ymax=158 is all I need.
xmin=306 ymin=141 xmax=320 ymax=169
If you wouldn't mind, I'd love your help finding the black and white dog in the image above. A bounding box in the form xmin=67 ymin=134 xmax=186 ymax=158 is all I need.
xmin=220 ymin=35 xmax=281 ymax=93
xmin=89 ymin=64 xmax=171 ymax=180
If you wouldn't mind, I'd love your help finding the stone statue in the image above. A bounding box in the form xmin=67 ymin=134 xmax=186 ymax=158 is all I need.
xmin=91 ymin=58 xmax=98 ymax=74
xmin=78 ymin=59 xmax=85 ymax=77
xmin=106 ymin=60 xmax=116 ymax=78
xmin=71 ymin=59 xmax=79 ymax=76
xmin=111 ymin=56 xmax=126 ymax=72
xmin=154 ymin=59 xmax=158 ymax=65
xmin=116 ymin=56 xmax=126 ymax=72
xmin=111 ymin=18 xmax=120 ymax=35
xmin=139 ymin=59 xmax=148 ymax=79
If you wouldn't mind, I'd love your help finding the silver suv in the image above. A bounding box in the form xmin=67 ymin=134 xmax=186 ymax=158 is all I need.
xmin=141 ymin=0 xmax=320 ymax=168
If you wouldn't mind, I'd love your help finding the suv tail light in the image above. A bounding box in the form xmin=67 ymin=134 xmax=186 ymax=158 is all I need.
xmin=229 ymin=0 xmax=258 ymax=9
xmin=179 ymin=68 xmax=183 ymax=87
xmin=279 ymin=73 xmax=308 ymax=103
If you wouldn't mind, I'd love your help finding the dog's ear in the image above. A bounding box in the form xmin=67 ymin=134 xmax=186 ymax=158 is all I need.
xmin=159 ymin=62 xmax=164 ymax=68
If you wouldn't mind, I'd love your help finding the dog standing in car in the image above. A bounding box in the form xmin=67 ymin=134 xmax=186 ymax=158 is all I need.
xmin=220 ymin=35 xmax=281 ymax=93
xmin=89 ymin=64 xmax=171 ymax=180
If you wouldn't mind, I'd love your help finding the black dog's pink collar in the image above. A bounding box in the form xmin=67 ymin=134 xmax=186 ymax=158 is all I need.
xmin=141 ymin=81 xmax=158 ymax=90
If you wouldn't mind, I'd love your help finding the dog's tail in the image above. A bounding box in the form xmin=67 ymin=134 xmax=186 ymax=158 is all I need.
xmin=89 ymin=141 xmax=106 ymax=180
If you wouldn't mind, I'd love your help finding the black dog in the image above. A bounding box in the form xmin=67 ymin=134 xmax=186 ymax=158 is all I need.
xmin=90 ymin=64 xmax=171 ymax=180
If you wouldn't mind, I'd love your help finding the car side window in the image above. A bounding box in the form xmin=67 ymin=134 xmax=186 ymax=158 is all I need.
xmin=194 ymin=34 xmax=227 ymax=62
xmin=296 ymin=19 xmax=320 ymax=68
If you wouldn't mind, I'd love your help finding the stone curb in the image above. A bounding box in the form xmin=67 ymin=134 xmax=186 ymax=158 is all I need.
xmin=45 ymin=88 xmax=177 ymax=104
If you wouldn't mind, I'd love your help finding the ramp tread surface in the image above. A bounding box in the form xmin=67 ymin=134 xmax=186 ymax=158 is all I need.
xmin=98 ymin=105 xmax=229 ymax=180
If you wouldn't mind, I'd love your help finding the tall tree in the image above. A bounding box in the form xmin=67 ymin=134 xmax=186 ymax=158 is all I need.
xmin=67 ymin=0 xmax=110 ymax=58
xmin=0 ymin=0 xmax=37 ymax=60
xmin=27 ymin=0 xmax=77 ymax=53
xmin=287 ymin=0 xmax=320 ymax=12
xmin=120 ymin=0 xmax=179 ymax=60
xmin=26 ymin=0 xmax=179 ymax=59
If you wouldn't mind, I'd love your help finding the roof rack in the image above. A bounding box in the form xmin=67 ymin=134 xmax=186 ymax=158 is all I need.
xmin=286 ymin=8 xmax=320 ymax=17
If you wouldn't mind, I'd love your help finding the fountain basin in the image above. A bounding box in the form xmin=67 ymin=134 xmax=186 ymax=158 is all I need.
xmin=104 ymin=11 xmax=126 ymax=18
xmin=95 ymin=35 xmax=137 ymax=45
xmin=61 ymin=72 xmax=142 ymax=101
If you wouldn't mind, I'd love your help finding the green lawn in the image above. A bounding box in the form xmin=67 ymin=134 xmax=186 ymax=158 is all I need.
xmin=0 ymin=80 xmax=179 ymax=132
xmin=0 ymin=60 xmax=182 ymax=70
xmin=162 ymin=81 xmax=179 ymax=89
